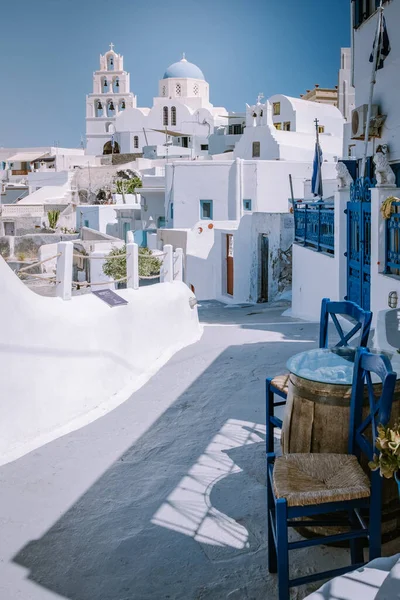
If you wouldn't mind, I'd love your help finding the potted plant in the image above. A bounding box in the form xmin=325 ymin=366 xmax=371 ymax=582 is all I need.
xmin=114 ymin=170 xmax=142 ymax=204
xmin=369 ymin=422 xmax=400 ymax=495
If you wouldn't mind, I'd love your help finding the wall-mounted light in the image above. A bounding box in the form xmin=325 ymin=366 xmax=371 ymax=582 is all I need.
xmin=388 ymin=290 xmax=398 ymax=308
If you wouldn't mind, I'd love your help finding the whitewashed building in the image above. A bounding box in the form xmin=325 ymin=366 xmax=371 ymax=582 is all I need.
xmin=162 ymin=95 xmax=343 ymax=303
xmin=85 ymin=46 xmax=230 ymax=158
xmin=291 ymin=0 xmax=400 ymax=327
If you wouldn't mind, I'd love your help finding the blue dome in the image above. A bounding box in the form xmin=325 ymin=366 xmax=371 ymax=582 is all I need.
xmin=163 ymin=58 xmax=205 ymax=80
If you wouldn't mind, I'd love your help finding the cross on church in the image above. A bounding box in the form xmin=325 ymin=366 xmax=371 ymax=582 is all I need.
xmin=257 ymin=92 xmax=264 ymax=104
xmin=109 ymin=42 xmax=115 ymax=51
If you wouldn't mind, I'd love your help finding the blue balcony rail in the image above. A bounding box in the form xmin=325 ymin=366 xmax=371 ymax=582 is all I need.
xmin=292 ymin=199 xmax=335 ymax=255
xmin=385 ymin=201 xmax=400 ymax=276
xmin=350 ymin=177 xmax=376 ymax=203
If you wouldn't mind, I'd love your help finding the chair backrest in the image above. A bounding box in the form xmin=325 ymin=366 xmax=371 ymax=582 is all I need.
xmin=319 ymin=298 xmax=372 ymax=349
xmin=348 ymin=347 xmax=397 ymax=461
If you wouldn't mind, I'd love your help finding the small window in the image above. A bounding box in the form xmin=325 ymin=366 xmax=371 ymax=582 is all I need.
xmin=275 ymin=122 xmax=282 ymax=130
xmin=162 ymin=85 xmax=166 ymax=96
xmin=193 ymin=84 xmax=199 ymax=95
xmin=318 ymin=125 xmax=325 ymax=134
xmin=273 ymin=102 xmax=281 ymax=116
xmin=170 ymin=203 xmax=174 ymax=219
xmin=243 ymin=199 xmax=252 ymax=211
xmin=283 ymin=122 xmax=291 ymax=131
xmin=134 ymin=136 xmax=139 ymax=149
xmin=252 ymin=141 xmax=260 ymax=158
xmin=171 ymin=106 xmax=177 ymax=126
xmin=84 ymin=219 xmax=89 ymax=228
xmin=228 ymin=124 xmax=242 ymax=135
xmin=176 ymin=83 xmax=181 ymax=96
xmin=158 ymin=216 xmax=166 ymax=228
xmin=200 ymin=200 xmax=213 ymax=220
xmin=163 ymin=106 xmax=168 ymax=126
xmin=200 ymin=144 xmax=208 ymax=151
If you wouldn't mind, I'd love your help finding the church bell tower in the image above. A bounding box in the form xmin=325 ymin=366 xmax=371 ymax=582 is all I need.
xmin=85 ymin=44 xmax=136 ymax=155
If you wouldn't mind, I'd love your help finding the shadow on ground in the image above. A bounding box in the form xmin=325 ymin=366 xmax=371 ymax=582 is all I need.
xmin=12 ymin=327 xmax=331 ymax=600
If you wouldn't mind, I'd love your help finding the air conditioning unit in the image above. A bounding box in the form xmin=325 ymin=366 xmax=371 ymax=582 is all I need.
xmin=351 ymin=104 xmax=379 ymax=139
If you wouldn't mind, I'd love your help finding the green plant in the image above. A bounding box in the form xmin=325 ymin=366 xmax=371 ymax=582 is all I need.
xmin=102 ymin=245 xmax=162 ymax=280
xmin=369 ymin=422 xmax=400 ymax=479
xmin=114 ymin=170 xmax=142 ymax=203
xmin=17 ymin=252 xmax=26 ymax=261
xmin=126 ymin=176 xmax=142 ymax=195
xmin=48 ymin=210 xmax=60 ymax=229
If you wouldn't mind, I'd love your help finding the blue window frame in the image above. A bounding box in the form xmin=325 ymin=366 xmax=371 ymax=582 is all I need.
xmin=170 ymin=203 xmax=174 ymax=219
xmin=200 ymin=200 xmax=213 ymax=220
xmin=84 ymin=219 xmax=89 ymax=228
xmin=243 ymin=199 xmax=252 ymax=211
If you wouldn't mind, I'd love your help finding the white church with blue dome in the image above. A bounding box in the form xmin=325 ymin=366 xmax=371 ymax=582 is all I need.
xmin=85 ymin=46 xmax=229 ymax=156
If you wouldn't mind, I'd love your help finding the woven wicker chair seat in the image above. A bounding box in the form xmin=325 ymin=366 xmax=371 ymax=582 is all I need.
xmin=271 ymin=374 xmax=290 ymax=394
xmin=273 ymin=453 xmax=370 ymax=507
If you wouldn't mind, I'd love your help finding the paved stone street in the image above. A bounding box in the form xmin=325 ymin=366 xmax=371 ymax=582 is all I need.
xmin=0 ymin=301 xmax=380 ymax=600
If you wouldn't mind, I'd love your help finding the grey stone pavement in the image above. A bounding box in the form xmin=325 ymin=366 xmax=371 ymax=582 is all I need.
xmin=0 ymin=301 xmax=380 ymax=600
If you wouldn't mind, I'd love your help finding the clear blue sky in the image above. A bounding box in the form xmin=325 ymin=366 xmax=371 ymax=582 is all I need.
xmin=0 ymin=0 xmax=350 ymax=148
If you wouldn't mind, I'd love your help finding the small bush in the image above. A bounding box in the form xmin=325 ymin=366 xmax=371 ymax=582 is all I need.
xmin=102 ymin=245 xmax=162 ymax=281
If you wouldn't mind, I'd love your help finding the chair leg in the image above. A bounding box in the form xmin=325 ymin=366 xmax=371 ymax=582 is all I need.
xmin=276 ymin=499 xmax=289 ymax=600
xmin=369 ymin=485 xmax=382 ymax=561
xmin=266 ymin=378 xmax=275 ymax=455
xmin=267 ymin=467 xmax=277 ymax=574
xmin=349 ymin=509 xmax=364 ymax=565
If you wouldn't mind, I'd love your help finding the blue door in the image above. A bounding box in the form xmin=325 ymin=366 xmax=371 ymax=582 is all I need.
xmin=346 ymin=201 xmax=371 ymax=310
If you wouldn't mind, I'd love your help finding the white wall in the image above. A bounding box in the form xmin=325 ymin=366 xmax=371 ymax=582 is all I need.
xmin=0 ymin=257 xmax=201 ymax=465
xmin=185 ymin=220 xmax=236 ymax=300
xmin=338 ymin=48 xmax=355 ymax=122
xmin=166 ymin=158 xmax=336 ymax=229
xmin=166 ymin=162 xmax=235 ymax=228
xmin=77 ymin=205 xmax=118 ymax=236
xmin=28 ymin=170 xmax=69 ymax=193
xmin=352 ymin=2 xmax=400 ymax=163
xmin=291 ymin=245 xmax=339 ymax=321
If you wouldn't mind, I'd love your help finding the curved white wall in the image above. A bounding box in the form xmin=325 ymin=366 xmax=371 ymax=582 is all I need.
xmin=0 ymin=259 xmax=201 ymax=465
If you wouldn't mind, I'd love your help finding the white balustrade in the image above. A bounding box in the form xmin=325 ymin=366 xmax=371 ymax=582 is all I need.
xmin=2 ymin=204 xmax=44 ymax=217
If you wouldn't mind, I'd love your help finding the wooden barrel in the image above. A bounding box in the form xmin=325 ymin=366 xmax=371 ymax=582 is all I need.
xmin=281 ymin=373 xmax=400 ymax=543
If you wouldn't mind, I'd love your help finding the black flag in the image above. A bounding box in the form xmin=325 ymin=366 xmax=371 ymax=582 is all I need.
xmin=369 ymin=14 xmax=391 ymax=70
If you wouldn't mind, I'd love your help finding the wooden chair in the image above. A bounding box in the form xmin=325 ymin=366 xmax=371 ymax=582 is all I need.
xmin=267 ymin=347 xmax=397 ymax=600
xmin=266 ymin=298 xmax=372 ymax=454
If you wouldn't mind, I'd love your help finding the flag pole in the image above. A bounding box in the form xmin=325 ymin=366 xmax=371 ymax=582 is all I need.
xmin=361 ymin=1 xmax=383 ymax=179
xmin=314 ymin=118 xmax=322 ymax=199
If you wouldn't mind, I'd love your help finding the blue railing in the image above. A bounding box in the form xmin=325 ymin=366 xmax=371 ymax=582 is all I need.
xmin=293 ymin=200 xmax=335 ymax=255
xmin=350 ymin=177 xmax=376 ymax=202
xmin=385 ymin=202 xmax=400 ymax=275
